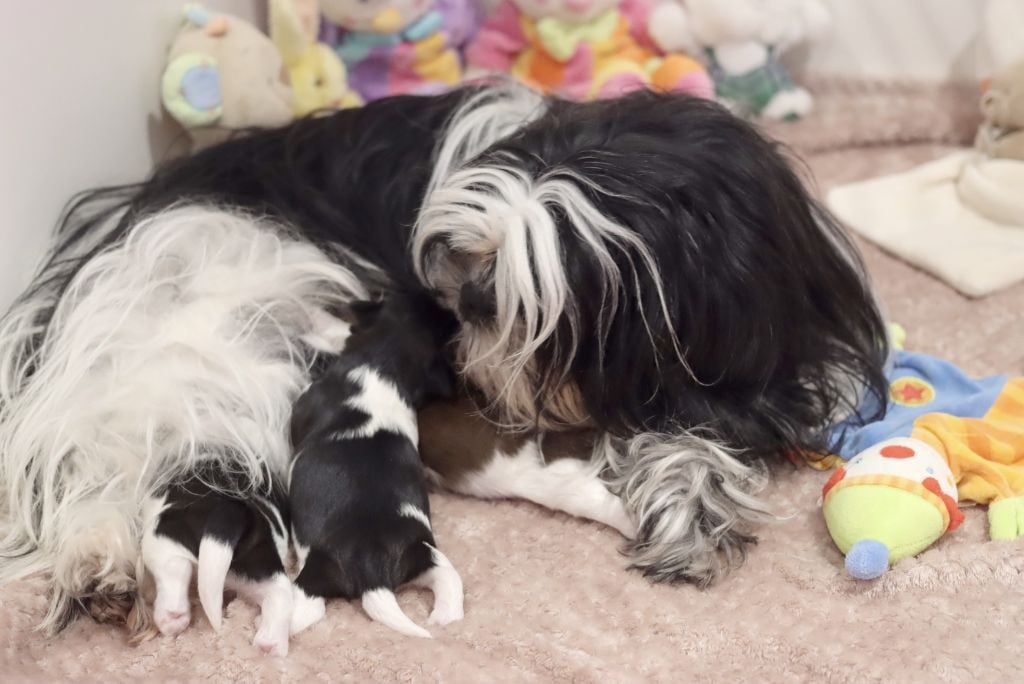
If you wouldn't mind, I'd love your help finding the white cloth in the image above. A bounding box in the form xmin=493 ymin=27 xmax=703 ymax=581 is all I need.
xmin=827 ymin=151 xmax=1024 ymax=298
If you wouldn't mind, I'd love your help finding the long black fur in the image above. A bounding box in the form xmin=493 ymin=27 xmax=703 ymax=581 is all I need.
xmin=465 ymin=92 xmax=889 ymax=457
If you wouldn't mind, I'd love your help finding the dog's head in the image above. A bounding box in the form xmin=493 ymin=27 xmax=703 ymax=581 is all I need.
xmin=415 ymin=90 xmax=887 ymax=448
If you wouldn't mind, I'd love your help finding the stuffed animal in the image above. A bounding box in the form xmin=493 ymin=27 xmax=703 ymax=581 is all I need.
xmin=269 ymin=0 xmax=362 ymax=116
xmin=648 ymin=0 xmax=828 ymax=120
xmin=162 ymin=4 xmax=293 ymax=149
xmin=319 ymin=0 xmax=480 ymax=102
xmin=465 ymin=0 xmax=713 ymax=101
xmin=824 ymin=350 xmax=1024 ymax=580
xmin=975 ymin=59 xmax=1024 ymax=161
xmin=823 ymin=438 xmax=963 ymax=580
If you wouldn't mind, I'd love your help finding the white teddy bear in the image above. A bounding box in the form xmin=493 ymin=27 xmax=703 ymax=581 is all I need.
xmin=649 ymin=0 xmax=829 ymax=120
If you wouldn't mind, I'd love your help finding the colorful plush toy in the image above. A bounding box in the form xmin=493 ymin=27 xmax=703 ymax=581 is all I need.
xmin=162 ymin=4 xmax=293 ymax=149
xmin=319 ymin=0 xmax=481 ymax=102
xmin=466 ymin=0 xmax=713 ymax=101
xmin=824 ymin=350 xmax=1024 ymax=580
xmin=269 ymin=0 xmax=362 ymax=116
xmin=648 ymin=0 xmax=828 ymax=119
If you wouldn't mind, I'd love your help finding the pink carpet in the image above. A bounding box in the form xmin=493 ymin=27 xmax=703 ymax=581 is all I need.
xmin=4 ymin=82 xmax=1023 ymax=682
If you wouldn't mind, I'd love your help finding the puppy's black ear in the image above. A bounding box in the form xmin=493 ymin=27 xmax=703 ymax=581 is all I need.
xmin=348 ymin=298 xmax=384 ymax=326
xmin=423 ymin=358 xmax=456 ymax=401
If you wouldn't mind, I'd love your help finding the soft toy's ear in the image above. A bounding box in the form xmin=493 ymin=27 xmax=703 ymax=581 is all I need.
xmin=161 ymin=53 xmax=223 ymax=128
xmin=270 ymin=0 xmax=309 ymax=65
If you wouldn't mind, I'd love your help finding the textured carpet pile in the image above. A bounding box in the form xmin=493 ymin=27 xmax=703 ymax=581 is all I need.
xmin=3 ymin=81 xmax=1023 ymax=682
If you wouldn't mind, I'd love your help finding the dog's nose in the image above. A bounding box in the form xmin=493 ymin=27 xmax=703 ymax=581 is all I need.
xmin=458 ymin=282 xmax=496 ymax=324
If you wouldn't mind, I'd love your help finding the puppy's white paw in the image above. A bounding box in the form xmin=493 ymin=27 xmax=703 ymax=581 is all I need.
xmin=426 ymin=602 xmax=464 ymax=626
xmin=253 ymin=627 xmax=290 ymax=657
xmin=154 ymin=605 xmax=191 ymax=636
xmin=290 ymin=587 xmax=326 ymax=635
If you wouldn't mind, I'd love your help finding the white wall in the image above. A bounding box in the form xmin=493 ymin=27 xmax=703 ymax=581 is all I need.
xmin=0 ymin=0 xmax=262 ymax=311
xmin=801 ymin=0 xmax=986 ymax=82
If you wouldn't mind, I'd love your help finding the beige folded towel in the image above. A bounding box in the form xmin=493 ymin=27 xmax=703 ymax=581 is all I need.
xmin=827 ymin=151 xmax=1024 ymax=297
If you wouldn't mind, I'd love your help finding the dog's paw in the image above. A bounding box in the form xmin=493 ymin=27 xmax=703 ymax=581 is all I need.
xmin=252 ymin=618 xmax=290 ymax=655
xmin=426 ymin=602 xmax=464 ymax=626
xmin=154 ymin=605 xmax=191 ymax=636
xmin=290 ymin=587 xmax=326 ymax=635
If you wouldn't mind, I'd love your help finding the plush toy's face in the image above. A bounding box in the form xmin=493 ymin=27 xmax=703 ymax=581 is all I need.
xmin=289 ymin=44 xmax=351 ymax=116
xmin=164 ymin=13 xmax=293 ymax=135
xmin=321 ymin=0 xmax=433 ymax=33
xmin=514 ymin=0 xmax=622 ymax=24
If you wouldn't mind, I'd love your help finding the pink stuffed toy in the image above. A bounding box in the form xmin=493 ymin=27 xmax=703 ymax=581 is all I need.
xmin=467 ymin=0 xmax=712 ymax=101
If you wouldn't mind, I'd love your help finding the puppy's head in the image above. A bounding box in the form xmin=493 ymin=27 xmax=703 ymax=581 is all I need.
xmin=348 ymin=291 xmax=458 ymax=405
xmin=415 ymin=91 xmax=887 ymax=448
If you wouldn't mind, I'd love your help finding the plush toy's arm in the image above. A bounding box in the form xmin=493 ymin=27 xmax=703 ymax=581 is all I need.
xmin=647 ymin=1 xmax=700 ymax=56
xmin=465 ymin=0 xmax=528 ymax=72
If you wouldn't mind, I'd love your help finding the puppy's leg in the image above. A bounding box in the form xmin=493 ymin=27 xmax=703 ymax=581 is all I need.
xmin=290 ymin=548 xmax=333 ymax=635
xmin=140 ymin=532 xmax=194 ymax=637
xmin=411 ymin=545 xmax=464 ymax=626
xmin=227 ymin=571 xmax=293 ymax=657
xmin=450 ymin=441 xmax=636 ymax=538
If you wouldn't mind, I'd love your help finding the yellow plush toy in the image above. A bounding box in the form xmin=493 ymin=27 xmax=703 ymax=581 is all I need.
xmin=269 ymin=0 xmax=362 ymax=116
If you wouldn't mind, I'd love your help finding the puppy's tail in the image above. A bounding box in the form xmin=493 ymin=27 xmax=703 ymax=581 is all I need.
xmin=361 ymin=588 xmax=432 ymax=639
xmin=197 ymin=501 xmax=248 ymax=632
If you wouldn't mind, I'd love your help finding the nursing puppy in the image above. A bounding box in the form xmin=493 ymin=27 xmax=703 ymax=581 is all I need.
xmin=140 ymin=466 xmax=292 ymax=655
xmin=289 ymin=291 xmax=464 ymax=638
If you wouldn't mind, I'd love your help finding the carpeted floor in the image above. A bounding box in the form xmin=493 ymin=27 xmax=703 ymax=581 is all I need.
xmin=3 ymin=83 xmax=1023 ymax=683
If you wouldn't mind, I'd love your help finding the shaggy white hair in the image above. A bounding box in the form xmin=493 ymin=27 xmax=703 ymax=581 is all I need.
xmin=0 ymin=206 xmax=365 ymax=631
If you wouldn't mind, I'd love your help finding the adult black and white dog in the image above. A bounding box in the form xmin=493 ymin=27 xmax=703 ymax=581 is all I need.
xmin=289 ymin=291 xmax=463 ymax=639
xmin=0 ymin=83 xmax=888 ymax=634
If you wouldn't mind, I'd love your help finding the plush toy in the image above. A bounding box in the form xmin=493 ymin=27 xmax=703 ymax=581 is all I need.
xmin=975 ymin=59 xmax=1024 ymax=162
xmin=466 ymin=0 xmax=713 ymax=101
xmin=823 ymin=437 xmax=963 ymax=580
xmin=648 ymin=0 xmax=828 ymax=120
xmin=824 ymin=350 xmax=1024 ymax=580
xmin=318 ymin=0 xmax=480 ymax=102
xmin=269 ymin=0 xmax=362 ymax=116
xmin=162 ymin=4 xmax=293 ymax=149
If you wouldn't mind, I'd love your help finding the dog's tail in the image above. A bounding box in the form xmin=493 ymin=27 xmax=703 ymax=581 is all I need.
xmin=361 ymin=588 xmax=432 ymax=639
xmin=197 ymin=501 xmax=248 ymax=632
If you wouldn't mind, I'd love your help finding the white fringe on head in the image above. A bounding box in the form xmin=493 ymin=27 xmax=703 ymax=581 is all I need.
xmin=595 ymin=429 xmax=778 ymax=585
xmin=415 ymin=162 xmax=692 ymax=430
xmin=0 ymin=206 xmax=366 ymax=631
xmin=426 ymin=81 xmax=547 ymax=200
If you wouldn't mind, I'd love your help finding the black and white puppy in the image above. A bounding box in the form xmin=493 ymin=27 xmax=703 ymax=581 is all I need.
xmin=141 ymin=465 xmax=292 ymax=655
xmin=289 ymin=291 xmax=464 ymax=638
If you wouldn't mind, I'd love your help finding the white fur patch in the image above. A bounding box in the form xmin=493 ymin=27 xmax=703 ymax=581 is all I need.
xmin=140 ymin=531 xmax=195 ymax=636
xmin=290 ymin=584 xmax=326 ymax=635
xmin=228 ymin=572 xmax=294 ymax=657
xmin=328 ymin=367 xmax=418 ymax=442
xmin=398 ymin=503 xmax=431 ymax=531
xmin=197 ymin=537 xmax=234 ymax=632
xmin=0 ymin=206 xmax=366 ymax=631
xmin=412 ymin=544 xmax=464 ymax=627
xmin=454 ymin=441 xmax=635 ymax=538
xmin=361 ymin=588 xmax=432 ymax=639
